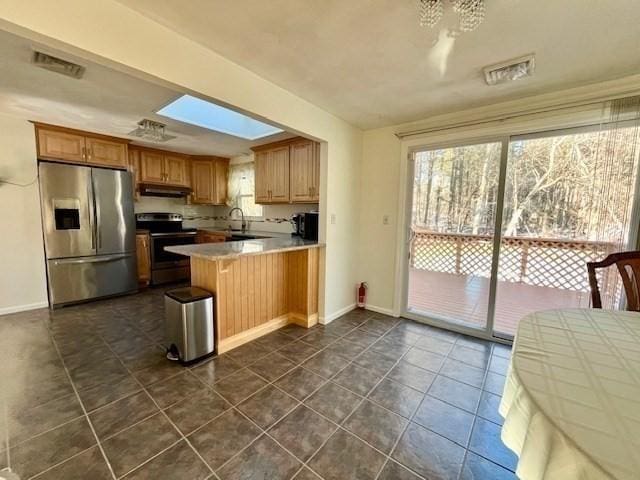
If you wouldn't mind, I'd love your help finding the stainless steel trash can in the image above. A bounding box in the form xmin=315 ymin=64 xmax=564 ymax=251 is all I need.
xmin=165 ymin=286 xmax=214 ymax=363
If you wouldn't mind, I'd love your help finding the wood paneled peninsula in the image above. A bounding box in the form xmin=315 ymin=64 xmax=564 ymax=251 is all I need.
xmin=165 ymin=238 xmax=323 ymax=353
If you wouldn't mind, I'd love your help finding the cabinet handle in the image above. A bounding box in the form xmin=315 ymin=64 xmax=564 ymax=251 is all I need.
xmin=87 ymin=148 xmax=92 ymax=160
xmin=81 ymin=147 xmax=86 ymax=160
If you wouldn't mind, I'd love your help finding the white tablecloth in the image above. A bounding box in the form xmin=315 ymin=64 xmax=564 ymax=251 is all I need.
xmin=499 ymin=309 xmax=640 ymax=480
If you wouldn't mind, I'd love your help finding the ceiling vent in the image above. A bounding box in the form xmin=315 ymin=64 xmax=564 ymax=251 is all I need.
xmin=483 ymin=54 xmax=535 ymax=86
xmin=32 ymin=51 xmax=86 ymax=79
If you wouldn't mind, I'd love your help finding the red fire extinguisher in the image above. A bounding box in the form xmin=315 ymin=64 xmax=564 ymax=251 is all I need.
xmin=357 ymin=282 xmax=368 ymax=309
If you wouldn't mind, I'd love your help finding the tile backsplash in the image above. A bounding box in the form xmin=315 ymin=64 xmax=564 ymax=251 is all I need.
xmin=134 ymin=196 xmax=318 ymax=234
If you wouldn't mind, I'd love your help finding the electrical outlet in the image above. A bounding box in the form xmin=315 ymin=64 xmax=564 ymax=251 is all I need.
xmin=330 ymin=213 xmax=336 ymax=225
xmin=383 ymin=215 xmax=390 ymax=225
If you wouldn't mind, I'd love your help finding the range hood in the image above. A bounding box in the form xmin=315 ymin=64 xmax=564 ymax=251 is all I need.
xmin=139 ymin=183 xmax=192 ymax=198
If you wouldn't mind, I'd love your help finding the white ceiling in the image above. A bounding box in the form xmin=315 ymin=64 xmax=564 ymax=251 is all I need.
xmin=0 ymin=29 xmax=294 ymax=156
xmin=117 ymin=0 xmax=640 ymax=129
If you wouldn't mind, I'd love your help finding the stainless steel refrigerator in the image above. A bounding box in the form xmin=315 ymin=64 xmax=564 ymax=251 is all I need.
xmin=39 ymin=161 xmax=137 ymax=307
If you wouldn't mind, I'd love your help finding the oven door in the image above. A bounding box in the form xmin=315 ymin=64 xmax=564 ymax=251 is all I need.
xmin=149 ymin=233 xmax=196 ymax=269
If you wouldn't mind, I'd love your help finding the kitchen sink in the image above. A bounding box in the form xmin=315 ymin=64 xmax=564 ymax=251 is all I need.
xmin=227 ymin=233 xmax=270 ymax=241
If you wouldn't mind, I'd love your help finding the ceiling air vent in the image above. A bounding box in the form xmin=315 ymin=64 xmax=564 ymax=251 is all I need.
xmin=32 ymin=51 xmax=86 ymax=79
xmin=483 ymin=54 xmax=535 ymax=86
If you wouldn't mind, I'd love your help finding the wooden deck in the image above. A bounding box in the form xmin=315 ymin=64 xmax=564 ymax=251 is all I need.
xmin=408 ymin=268 xmax=591 ymax=336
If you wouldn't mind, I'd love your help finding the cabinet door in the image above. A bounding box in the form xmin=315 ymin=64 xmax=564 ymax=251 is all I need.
xmin=136 ymin=233 xmax=151 ymax=285
xmin=86 ymin=137 xmax=128 ymax=168
xmin=312 ymin=142 xmax=320 ymax=201
xmin=254 ymin=150 xmax=271 ymax=203
xmin=164 ymin=155 xmax=189 ymax=186
xmin=191 ymin=160 xmax=214 ymax=204
xmin=128 ymin=149 xmax=140 ymax=201
xmin=37 ymin=128 xmax=86 ymax=163
xmin=269 ymin=146 xmax=290 ymax=203
xmin=140 ymin=151 xmax=165 ymax=183
xmin=290 ymin=140 xmax=316 ymax=203
xmin=213 ymin=159 xmax=229 ymax=205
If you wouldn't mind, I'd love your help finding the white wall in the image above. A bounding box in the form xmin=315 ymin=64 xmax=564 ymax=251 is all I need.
xmin=0 ymin=0 xmax=363 ymax=321
xmin=357 ymin=76 xmax=640 ymax=316
xmin=0 ymin=113 xmax=48 ymax=314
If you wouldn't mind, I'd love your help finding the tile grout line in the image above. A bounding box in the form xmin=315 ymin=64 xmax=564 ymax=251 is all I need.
xmin=96 ymin=335 xmax=219 ymax=480
xmin=211 ymin=318 xmax=426 ymax=480
xmin=47 ymin=334 xmax=119 ymax=480
xmin=193 ymin=314 xmax=382 ymax=478
xmin=454 ymin=342 xmax=502 ymax=480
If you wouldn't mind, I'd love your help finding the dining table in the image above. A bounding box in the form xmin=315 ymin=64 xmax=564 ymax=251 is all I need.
xmin=499 ymin=308 xmax=640 ymax=480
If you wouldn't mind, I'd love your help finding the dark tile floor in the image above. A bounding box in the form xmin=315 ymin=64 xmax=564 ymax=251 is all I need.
xmin=0 ymin=287 xmax=516 ymax=480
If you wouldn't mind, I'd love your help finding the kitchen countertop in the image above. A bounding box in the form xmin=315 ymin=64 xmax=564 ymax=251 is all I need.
xmin=165 ymin=237 xmax=323 ymax=260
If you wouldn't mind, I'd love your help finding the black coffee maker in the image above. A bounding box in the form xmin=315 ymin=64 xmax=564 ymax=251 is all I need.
xmin=291 ymin=212 xmax=319 ymax=241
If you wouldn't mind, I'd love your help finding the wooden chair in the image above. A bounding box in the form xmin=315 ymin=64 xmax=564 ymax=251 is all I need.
xmin=587 ymin=251 xmax=640 ymax=311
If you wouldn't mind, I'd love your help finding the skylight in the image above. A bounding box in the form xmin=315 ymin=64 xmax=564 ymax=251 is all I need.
xmin=157 ymin=95 xmax=283 ymax=140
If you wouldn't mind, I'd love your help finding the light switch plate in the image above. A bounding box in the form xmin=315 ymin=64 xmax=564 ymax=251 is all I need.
xmin=330 ymin=213 xmax=336 ymax=225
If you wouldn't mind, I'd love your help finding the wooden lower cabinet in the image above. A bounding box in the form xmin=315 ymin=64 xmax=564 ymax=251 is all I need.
xmin=190 ymin=247 xmax=320 ymax=353
xmin=136 ymin=233 xmax=151 ymax=287
xmin=196 ymin=231 xmax=227 ymax=244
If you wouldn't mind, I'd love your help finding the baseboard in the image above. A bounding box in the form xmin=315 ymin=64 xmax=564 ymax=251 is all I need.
xmin=289 ymin=312 xmax=319 ymax=329
xmin=0 ymin=301 xmax=49 ymax=316
xmin=217 ymin=314 xmax=290 ymax=354
xmin=364 ymin=304 xmax=397 ymax=317
xmin=319 ymin=303 xmax=356 ymax=325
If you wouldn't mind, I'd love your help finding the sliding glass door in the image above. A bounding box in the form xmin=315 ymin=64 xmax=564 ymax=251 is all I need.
xmin=405 ymin=118 xmax=640 ymax=340
xmin=493 ymin=124 xmax=640 ymax=338
xmin=406 ymin=141 xmax=503 ymax=333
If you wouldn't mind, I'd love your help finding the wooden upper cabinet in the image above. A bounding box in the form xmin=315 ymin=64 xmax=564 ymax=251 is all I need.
xmin=213 ymin=158 xmax=229 ymax=205
xmin=139 ymin=150 xmax=165 ymax=184
xmin=253 ymin=146 xmax=290 ymax=203
xmin=190 ymin=156 xmax=229 ymax=205
xmin=253 ymin=137 xmax=319 ymax=204
xmin=254 ymin=151 xmax=271 ymax=203
xmin=86 ymin=137 xmax=128 ymax=168
xmin=191 ymin=159 xmax=214 ymax=204
xmin=35 ymin=124 xmax=129 ymax=168
xmin=37 ymin=128 xmax=86 ymax=163
xmin=270 ymin=146 xmax=290 ymax=202
xmin=290 ymin=140 xmax=319 ymax=203
xmin=164 ymin=155 xmax=189 ymax=186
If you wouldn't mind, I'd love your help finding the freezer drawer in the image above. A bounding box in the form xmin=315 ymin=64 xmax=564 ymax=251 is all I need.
xmin=47 ymin=253 xmax=137 ymax=306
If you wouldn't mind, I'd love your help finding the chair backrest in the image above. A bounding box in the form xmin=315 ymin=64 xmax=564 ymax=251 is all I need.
xmin=587 ymin=251 xmax=640 ymax=311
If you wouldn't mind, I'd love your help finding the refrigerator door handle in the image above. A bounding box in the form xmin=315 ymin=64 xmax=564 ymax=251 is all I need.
xmin=52 ymin=254 xmax=132 ymax=266
xmin=88 ymin=174 xmax=96 ymax=251
xmin=91 ymin=172 xmax=102 ymax=251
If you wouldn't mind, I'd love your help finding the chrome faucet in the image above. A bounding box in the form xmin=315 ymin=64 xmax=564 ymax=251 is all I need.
xmin=228 ymin=207 xmax=247 ymax=232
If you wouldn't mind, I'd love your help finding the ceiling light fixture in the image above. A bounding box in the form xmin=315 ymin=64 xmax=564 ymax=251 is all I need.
xmin=128 ymin=119 xmax=176 ymax=142
xmin=483 ymin=54 xmax=536 ymax=86
xmin=418 ymin=0 xmax=485 ymax=33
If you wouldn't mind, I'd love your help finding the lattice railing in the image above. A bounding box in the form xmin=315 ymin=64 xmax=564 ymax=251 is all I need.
xmin=410 ymin=230 xmax=615 ymax=292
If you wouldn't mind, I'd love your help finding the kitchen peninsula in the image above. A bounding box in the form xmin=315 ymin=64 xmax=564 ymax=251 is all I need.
xmin=166 ymin=237 xmax=323 ymax=353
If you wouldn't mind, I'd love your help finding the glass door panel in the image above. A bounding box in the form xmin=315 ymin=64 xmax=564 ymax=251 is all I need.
xmin=407 ymin=142 xmax=502 ymax=331
xmin=493 ymin=125 xmax=640 ymax=338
